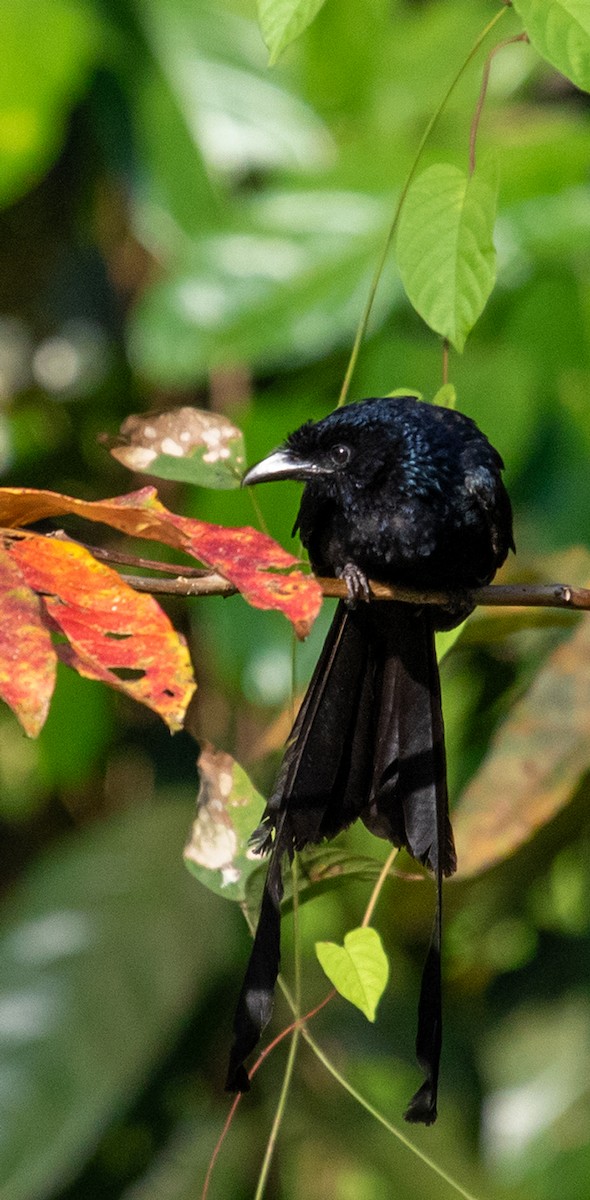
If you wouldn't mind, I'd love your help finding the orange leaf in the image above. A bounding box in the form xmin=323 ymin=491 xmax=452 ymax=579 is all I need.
xmin=10 ymin=537 xmax=196 ymax=731
xmin=0 ymin=487 xmax=322 ymax=636
xmin=0 ymin=546 xmax=56 ymax=736
xmin=454 ymin=617 xmax=590 ymax=878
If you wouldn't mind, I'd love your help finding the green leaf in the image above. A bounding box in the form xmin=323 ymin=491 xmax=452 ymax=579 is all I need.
xmin=129 ymin=191 xmax=394 ymax=385
xmin=396 ymin=159 xmax=499 ymax=352
xmin=184 ymin=746 xmax=266 ymax=902
xmin=432 ymin=382 xmax=457 ymax=409
xmin=244 ymin=845 xmax=390 ymax=923
xmin=134 ymin=0 xmax=331 ymax=203
xmin=315 ymin=926 xmax=389 ymax=1022
xmin=147 ymin=449 xmax=241 ymax=488
xmin=512 ymin=0 xmax=590 ymax=94
xmin=385 ymin=387 xmax=424 ymax=400
xmin=0 ymin=0 xmax=104 ymax=208
xmin=0 ymin=800 xmax=232 ymax=1200
xmin=258 ymin=0 xmax=329 ymax=64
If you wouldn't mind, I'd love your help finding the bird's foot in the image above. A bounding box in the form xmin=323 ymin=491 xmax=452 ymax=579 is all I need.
xmin=339 ymin=562 xmax=371 ymax=606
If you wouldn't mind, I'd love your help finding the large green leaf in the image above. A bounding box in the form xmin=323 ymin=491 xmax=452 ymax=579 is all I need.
xmin=512 ymin=0 xmax=590 ymax=94
xmin=257 ymin=0 xmax=329 ymax=64
xmin=129 ymin=190 xmax=393 ymax=384
xmin=135 ymin=0 xmax=330 ymax=204
xmin=453 ymin=614 xmax=590 ymax=878
xmin=0 ymin=800 xmax=231 ymax=1200
xmin=396 ymin=159 xmax=498 ymax=352
xmin=0 ymin=0 xmax=104 ymax=209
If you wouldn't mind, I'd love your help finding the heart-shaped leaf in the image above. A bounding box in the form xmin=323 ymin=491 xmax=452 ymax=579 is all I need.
xmin=315 ymin=926 xmax=389 ymax=1022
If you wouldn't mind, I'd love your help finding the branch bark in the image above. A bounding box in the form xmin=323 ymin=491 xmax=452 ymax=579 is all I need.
xmin=118 ymin=570 xmax=590 ymax=612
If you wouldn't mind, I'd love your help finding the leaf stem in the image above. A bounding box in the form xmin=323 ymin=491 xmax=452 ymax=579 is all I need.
xmin=468 ymin=32 xmax=528 ymax=174
xmin=252 ymin=1027 xmax=300 ymax=1200
xmin=361 ymin=846 xmax=398 ymax=927
xmin=337 ymin=3 xmax=508 ymax=408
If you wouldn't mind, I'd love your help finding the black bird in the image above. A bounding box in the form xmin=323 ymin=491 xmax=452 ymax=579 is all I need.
xmin=227 ymin=395 xmax=513 ymax=1123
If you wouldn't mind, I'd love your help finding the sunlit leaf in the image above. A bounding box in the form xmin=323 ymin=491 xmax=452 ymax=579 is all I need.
xmin=184 ymin=745 xmax=266 ymax=902
xmin=396 ymin=159 xmax=498 ymax=352
xmin=0 ymin=546 xmax=55 ymax=736
xmin=385 ymin=387 xmax=424 ymax=400
xmin=0 ymin=487 xmax=322 ymax=636
xmin=512 ymin=0 xmax=590 ymax=94
xmin=432 ymin=383 xmax=457 ymax=409
xmin=315 ymin=926 xmax=389 ymax=1021
xmin=10 ymin=537 xmax=196 ymax=732
xmin=107 ymin=407 xmax=246 ymax=490
xmin=257 ymin=0 xmax=328 ymax=64
xmin=454 ymin=615 xmax=590 ymax=878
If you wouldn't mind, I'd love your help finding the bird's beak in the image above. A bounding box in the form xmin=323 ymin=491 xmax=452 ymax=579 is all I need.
xmin=241 ymin=449 xmax=321 ymax=487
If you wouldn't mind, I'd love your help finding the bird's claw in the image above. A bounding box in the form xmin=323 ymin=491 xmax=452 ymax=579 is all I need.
xmin=339 ymin=562 xmax=371 ymax=606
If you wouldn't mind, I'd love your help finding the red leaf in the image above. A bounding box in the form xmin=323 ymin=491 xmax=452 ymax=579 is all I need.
xmin=10 ymin=537 xmax=196 ymax=731
xmin=0 ymin=487 xmax=322 ymax=636
xmin=0 ymin=545 xmax=56 ymax=736
xmin=165 ymin=512 xmax=321 ymax=637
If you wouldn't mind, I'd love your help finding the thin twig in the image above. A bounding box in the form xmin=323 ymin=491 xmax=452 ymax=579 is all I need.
xmin=469 ymin=32 xmax=529 ymax=174
xmin=33 ymin=532 xmax=590 ymax=613
xmin=119 ymin=570 xmax=236 ymax=597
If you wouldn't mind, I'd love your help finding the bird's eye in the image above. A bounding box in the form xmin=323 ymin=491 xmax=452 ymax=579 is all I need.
xmin=330 ymin=444 xmax=351 ymax=466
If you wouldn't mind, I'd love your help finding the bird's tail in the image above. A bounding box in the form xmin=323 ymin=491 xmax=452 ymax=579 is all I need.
xmin=226 ymin=600 xmax=456 ymax=1123
xmin=361 ymin=601 xmax=456 ymax=1123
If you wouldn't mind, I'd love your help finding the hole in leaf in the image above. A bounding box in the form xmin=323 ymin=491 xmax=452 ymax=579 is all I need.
xmin=110 ymin=668 xmax=146 ymax=682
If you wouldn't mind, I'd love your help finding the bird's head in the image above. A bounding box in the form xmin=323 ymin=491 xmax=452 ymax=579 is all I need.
xmin=241 ymin=397 xmax=408 ymax=492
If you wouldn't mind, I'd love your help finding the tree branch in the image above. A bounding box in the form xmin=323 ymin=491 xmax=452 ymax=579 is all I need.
xmin=43 ymin=529 xmax=590 ymax=612
xmin=118 ymin=570 xmax=590 ymax=612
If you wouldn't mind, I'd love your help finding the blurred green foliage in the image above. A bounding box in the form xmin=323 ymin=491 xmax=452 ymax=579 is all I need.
xmin=1 ymin=0 xmax=590 ymax=1197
